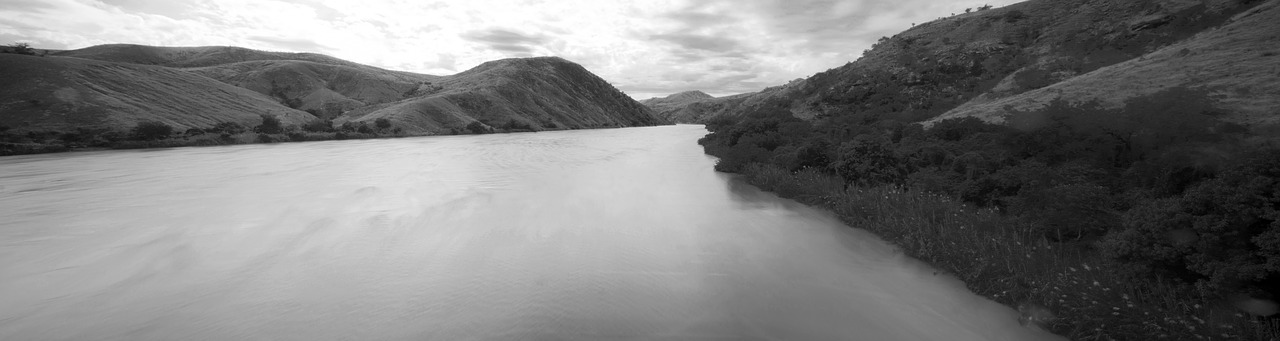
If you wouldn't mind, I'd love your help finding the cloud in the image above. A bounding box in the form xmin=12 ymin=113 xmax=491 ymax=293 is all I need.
xmin=649 ymin=33 xmax=740 ymax=53
xmin=0 ymin=0 xmax=59 ymax=13
xmin=248 ymin=36 xmax=333 ymax=53
xmin=99 ymin=0 xmax=200 ymax=18
xmin=0 ymin=0 xmax=1025 ymax=100
xmin=460 ymin=28 xmax=550 ymax=55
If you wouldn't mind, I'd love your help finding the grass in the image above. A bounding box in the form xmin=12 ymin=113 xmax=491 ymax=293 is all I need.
xmin=740 ymin=163 xmax=1280 ymax=340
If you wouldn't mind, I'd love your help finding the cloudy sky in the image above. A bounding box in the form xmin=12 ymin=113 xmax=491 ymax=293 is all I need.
xmin=0 ymin=0 xmax=1020 ymax=99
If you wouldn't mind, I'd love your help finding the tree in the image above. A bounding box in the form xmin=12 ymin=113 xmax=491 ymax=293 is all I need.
xmin=1102 ymin=150 xmax=1280 ymax=297
xmin=131 ymin=121 xmax=174 ymax=141
xmin=465 ymin=121 xmax=489 ymax=134
xmin=255 ymin=114 xmax=283 ymax=134
xmin=374 ymin=118 xmax=392 ymax=130
xmin=303 ymin=119 xmax=333 ymax=132
xmin=3 ymin=42 xmax=35 ymax=55
xmin=833 ymin=138 xmax=910 ymax=186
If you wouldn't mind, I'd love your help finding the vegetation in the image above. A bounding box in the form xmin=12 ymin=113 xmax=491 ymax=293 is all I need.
xmin=699 ymin=87 xmax=1280 ymax=339
xmin=1 ymin=112 xmax=595 ymax=156
xmin=130 ymin=121 xmax=174 ymax=141
xmin=2 ymin=42 xmax=36 ymax=55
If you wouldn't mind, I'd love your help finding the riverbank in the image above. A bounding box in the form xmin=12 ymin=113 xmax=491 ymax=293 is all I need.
xmin=736 ymin=163 xmax=1279 ymax=340
xmin=0 ymin=123 xmax=641 ymax=157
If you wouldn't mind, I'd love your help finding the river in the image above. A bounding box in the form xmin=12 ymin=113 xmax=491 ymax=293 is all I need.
xmin=0 ymin=125 xmax=1059 ymax=340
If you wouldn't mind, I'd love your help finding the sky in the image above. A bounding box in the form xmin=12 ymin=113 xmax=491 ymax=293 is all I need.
xmin=0 ymin=0 xmax=1022 ymax=99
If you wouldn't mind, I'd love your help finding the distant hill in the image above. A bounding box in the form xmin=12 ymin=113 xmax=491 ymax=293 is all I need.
xmin=339 ymin=57 xmax=665 ymax=133
xmin=53 ymin=44 xmax=371 ymax=69
xmin=654 ymin=0 xmax=1278 ymax=127
xmin=0 ymin=44 xmax=664 ymax=133
xmin=639 ymin=91 xmax=715 ymax=123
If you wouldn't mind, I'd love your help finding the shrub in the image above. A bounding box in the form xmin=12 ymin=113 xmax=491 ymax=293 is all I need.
xmin=130 ymin=121 xmax=174 ymax=141
xmin=286 ymin=131 xmax=308 ymax=141
xmin=355 ymin=122 xmax=374 ymax=134
xmin=374 ymin=118 xmax=392 ymax=130
xmin=303 ymin=119 xmax=333 ymax=132
xmin=3 ymin=42 xmax=35 ymax=55
xmin=210 ymin=121 xmax=248 ymax=134
xmin=1102 ymin=149 xmax=1280 ymax=297
xmin=255 ymin=114 xmax=283 ymax=134
xmin=465 ymin=121 xmax=489 ymax=134
xmin=832 ymin=138 xmax=910 ymax=186
xmin=185 ymin=128 xmax=206 ymax=136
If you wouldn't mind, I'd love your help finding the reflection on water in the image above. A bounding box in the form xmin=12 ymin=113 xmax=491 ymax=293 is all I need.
xmin=0 ymin=125 xmax=1060 ymax=340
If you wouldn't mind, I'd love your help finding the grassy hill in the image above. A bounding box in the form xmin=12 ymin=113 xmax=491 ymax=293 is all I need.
xmin=0 ymin=53 xmax=312 ymax=131
xmin=338 ymin=57 xmax=665 ymax=134
xmin=188 ymin=60 xmax=438 ymax=119
xmin=658 ymin=0 xmax=1275 ymax=126
xmin=0 ymin=45 xmax=664 ymax=138
xmin=639 ymin=91 xmax=717 ymax=123
xmin=931 ymin=1 xmax=1280 ymax=126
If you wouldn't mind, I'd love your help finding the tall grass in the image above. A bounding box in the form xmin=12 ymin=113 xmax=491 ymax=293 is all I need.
xmin=742 ymin=163 xmax=1279 ymax=340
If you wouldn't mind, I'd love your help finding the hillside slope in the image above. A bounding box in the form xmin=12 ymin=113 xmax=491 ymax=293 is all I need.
xmin=0 ymin=53 xmax=312 ymax=131
xmin=188 ymin=60 xmax=437 ymax=119
xmin=339 ymin=57 xmax=666 ymax=133
xmin=54 ymin=44 xmax=369 ymax=69
xmin=932 ymin=0 xmax=1280 ymax=126
xmin=640 ymin=91 xmax=716 ymax=123
xmin=659 ymin=0 xmax=1273 ymax=125
xmin=2 ymin=45 xmax=664 ymax=134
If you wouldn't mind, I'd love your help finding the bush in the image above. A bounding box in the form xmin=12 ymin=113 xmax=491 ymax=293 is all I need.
xmin=255 ymin=114 xmax=283 ymax=134
xmin=1102 ymin=149 xmax=1280 ymax=297
xmin=3 ymin=42 xmax=35 ymax=55
xmin=832 ymin=138 xmax=910 ymax=186
xmin=465 ymin=121 xmax=489 ymax=134
xmin=303 ymin=119 xmax=333 ymax=132
xmin=130 ymin=121 xmax=174 ymax=141
xmin=286 ymin=131 xmax=308 ymax=141
xmin=374 ymin=118 xmax=392 ymax=130
xmin=210 ymin=121 xmax=248 ymax=134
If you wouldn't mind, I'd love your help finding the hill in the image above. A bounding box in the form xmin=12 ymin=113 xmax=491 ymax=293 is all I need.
xmin=639 ymin=91 xmax=716 ymax=123
xmin=188 ymin=60 xmax=437 ymax=119
xmin=930 ymin=0 xmax=1280 ymax=126
xmin=662 ymin=0 xmax=1276 ymax=126
xmin=53 ymin=44 xmax=370 ymax=69
xmin=0 ymin=53 xmax=312 ymax=131
xmin=337 ymin=57 xmax=665 ymax=133
xmin=0 ymin=45 xmax=664 ymax=135
xmin=692 ymin=0 xmax=1280 ymax=339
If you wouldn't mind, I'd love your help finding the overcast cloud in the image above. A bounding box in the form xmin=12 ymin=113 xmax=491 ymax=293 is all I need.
xmin=0 ymin=0 xmax=1021 ymax=99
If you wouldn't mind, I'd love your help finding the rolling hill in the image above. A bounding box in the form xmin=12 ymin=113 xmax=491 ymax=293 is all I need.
xmin=645 ymin=0 xmax=1278 ymax=128
xmin=0 ymin=44 xmax=664 ymax=134
xmin=338 ymin=57 xmax=665 ymax=133
xmin=0 ymin=53 xmax=313 ymax=131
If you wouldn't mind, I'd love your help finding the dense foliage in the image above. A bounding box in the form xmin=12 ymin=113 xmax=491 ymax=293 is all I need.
xmin=700 ymin=87 xmax=1280 ymax=337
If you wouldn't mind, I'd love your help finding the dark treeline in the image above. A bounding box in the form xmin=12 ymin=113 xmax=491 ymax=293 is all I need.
xmin=699 ymin=86 xmax=1280 ymax=339
xmin=0 ymin=114 xmax=627 ymax=156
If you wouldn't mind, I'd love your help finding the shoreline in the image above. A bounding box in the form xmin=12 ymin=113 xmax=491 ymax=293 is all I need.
xmin=0 ymin=124 xmax=668 ymax=157
xmin=732 ymin=163 xmax=1278 ymax=340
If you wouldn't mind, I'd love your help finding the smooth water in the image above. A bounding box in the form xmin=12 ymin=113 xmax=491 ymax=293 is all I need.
xmin=0 ymin=125 xmax=1059 ymax=340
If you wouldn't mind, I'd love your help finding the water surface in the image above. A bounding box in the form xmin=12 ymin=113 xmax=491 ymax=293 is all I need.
xmin=0 ymin=125 xmax=1058 ymax=340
